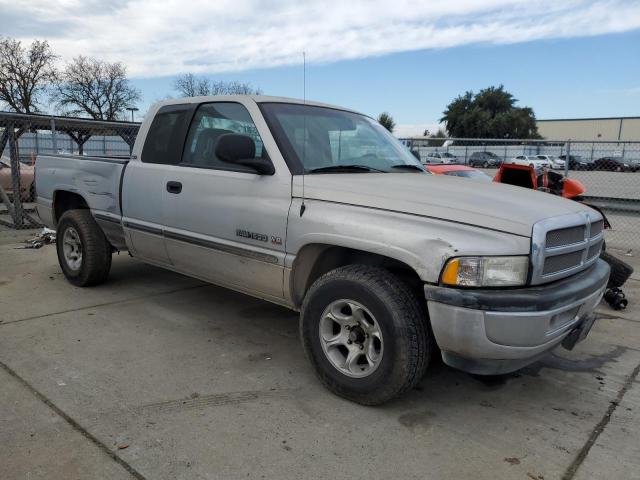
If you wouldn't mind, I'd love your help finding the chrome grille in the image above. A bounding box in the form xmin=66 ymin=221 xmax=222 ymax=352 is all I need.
xmin=590 ymin=220 xmax=604 ymax=238
xmin=531 ymin=211 xmax=604 ymax=284
xmin=545 ymin=226 xmax=585 ymax=247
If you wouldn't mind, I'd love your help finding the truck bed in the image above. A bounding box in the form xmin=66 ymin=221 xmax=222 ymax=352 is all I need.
xmin=35 ymin=153 xmax=129 ymax=229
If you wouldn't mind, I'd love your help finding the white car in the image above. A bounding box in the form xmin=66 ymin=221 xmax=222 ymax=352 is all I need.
xmin=423 ymin=152 xmax=458 ymax=164
xmin=510 ymin=155 xmax=550 ymax=168
xmin=536 ymin=155 xmax=565 ymax=170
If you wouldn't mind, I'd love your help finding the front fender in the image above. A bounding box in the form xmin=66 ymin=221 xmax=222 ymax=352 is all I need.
xmin=285 ymin=198 xmax=531 ymax=284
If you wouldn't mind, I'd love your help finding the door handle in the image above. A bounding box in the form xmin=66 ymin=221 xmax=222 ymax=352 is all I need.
xmin=166 ymin=181 xmax=182 ymax=194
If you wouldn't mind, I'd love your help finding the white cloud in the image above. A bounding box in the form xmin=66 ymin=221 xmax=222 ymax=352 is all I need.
xmin=3 ymin=0 xmax=640 ymax=77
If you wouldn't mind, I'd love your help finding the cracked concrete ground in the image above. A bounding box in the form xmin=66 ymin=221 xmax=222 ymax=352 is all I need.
xmin=1 ymin=229 xmax=639 ymax=480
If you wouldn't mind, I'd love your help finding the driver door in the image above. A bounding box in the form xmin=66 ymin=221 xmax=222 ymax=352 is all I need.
xmin=161 ymin=101 xmax=292 ymax=299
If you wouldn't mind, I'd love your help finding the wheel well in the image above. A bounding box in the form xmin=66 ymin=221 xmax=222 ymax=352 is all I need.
xmin=53 ymin=191 xmax=89 ymax=224
xmin=291 ymin=244 xmax=424 ymax=308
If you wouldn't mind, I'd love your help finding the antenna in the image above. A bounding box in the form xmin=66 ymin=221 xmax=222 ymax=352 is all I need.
xmin=300 ymin=51 xmax=307 ymax=217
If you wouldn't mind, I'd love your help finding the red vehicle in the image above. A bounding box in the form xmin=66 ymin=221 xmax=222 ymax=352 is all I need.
xmin=426 ymin=164 xmax=492 ymax=181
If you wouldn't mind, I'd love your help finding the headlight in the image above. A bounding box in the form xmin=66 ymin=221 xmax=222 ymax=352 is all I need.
xmin=441 ymin=256 xmax=529 ymax=287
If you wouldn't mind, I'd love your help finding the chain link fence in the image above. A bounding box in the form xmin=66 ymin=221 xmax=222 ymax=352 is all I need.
xmin=0 ymin=111 xmax=139 ymax=229
xmin=401 ymin=137 xmax=640 ymax=254
xmin=1 ymin=112 xmax=637 ymax=255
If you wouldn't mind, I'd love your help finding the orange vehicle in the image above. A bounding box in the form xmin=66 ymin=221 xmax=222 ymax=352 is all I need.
xmin=493 ymin=162 xmax=585 ymax=199
xmin=0 ymin=156 xmax=35 ymax=201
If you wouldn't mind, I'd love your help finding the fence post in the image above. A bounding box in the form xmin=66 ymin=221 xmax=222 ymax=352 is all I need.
xmin=564 ymin=140 xmax=571 ymax=177
xmin=50 ymin=117 xmax=57 ymax=153
xmin=7 ymin=122 xmax=23 ymax=227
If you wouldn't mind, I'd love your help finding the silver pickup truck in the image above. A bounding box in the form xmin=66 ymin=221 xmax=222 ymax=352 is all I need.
xmin=36 ymin=96 xmax=610 ymax=404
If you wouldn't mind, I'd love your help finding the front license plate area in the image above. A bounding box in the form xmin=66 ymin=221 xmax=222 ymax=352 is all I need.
xmin=562 ymin=314 xmax=596 ymax=351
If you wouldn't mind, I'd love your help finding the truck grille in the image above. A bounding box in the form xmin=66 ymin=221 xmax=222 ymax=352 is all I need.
xmin=531 ymin=211 xmax=604 ymax=284
xmin=545 ymin=226 xmax=584 ymax=248
xmin=543 ymin=251 xmax=584 ymax=275
xmin=590 ymin=220 xmax=604 ymax=238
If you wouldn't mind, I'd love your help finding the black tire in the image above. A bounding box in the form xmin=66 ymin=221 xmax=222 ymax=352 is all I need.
xmin=600 ymin=251 xmax=633 ymax=289
xmin=483 ymin=161 xmax=489 ymax=168
xmin=300 ymin=265 xmax=431 ymax=405
xmin=56 ymin=209 xmax=112 ymax=287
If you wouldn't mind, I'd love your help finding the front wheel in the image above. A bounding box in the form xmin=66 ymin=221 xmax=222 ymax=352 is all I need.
xmin=56 ymin=209 xmax=112 ymax=287
xmin=300 ymin=265 xmax=431 ymax=405
xmin=483 ymin=161 xmax=489 ymax=168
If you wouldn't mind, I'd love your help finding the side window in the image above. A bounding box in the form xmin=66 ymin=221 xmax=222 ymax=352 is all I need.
xmin=181 ymin=102 xmax=264 ymax=171
xmin=141 ymin=104 xmax=192 ymax=164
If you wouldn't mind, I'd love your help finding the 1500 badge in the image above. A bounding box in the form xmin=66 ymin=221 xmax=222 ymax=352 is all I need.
xmin=236 ymin=229 xmax=282 ymax=246
xmin=236 ymin=229 xmax=268 ymax=242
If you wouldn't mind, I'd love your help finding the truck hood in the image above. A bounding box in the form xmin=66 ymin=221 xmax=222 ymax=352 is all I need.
xmin=299 ymin=173 xmax=591 ymax=237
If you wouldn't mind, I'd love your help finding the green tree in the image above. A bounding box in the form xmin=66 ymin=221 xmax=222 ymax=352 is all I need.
xmin=441 ymin=86 xmax=539 ymax=139
xmin=377 ymin=112 xmax=395 ymax=133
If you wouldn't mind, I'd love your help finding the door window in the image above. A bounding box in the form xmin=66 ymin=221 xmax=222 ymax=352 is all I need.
xmin=181 ymin=103 xmax=264 ymax=172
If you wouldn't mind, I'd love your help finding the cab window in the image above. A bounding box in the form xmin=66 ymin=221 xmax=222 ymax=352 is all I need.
xmin=181 ymin=103 xmax=264 ymax=172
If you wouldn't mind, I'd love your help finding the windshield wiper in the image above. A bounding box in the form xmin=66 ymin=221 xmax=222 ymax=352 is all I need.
xmin=308 ymin=164 xmax=383 ymax=173
xmin=390 ymin=164 xmax=425 ymax=172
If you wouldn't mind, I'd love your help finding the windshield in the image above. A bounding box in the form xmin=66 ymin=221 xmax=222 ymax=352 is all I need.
xmin=441 ymin=152 xmax=456 ymax=157
xmin=443 ymin=170 xmax=492 ymax=181
xmin=260 ymin=103 xmax=424 ymax=173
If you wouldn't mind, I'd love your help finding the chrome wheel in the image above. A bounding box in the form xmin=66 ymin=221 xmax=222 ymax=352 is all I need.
xmin=62 ymin=227 xmax=82 ymax=271
xmin=319 ymin=299 xmax=384 ymax=378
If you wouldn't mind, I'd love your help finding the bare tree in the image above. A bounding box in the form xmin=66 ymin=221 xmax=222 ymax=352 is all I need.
xmin=53 ymin=56 xmax=141 ymax=120
xmin=0 ymin=38 xmax=56 ymax=113
xmin=173 ymin=73 xmax=210 ymax=97
xmin=210 ymin=80 xmax=261 ymax=95
xmin=173 ymin=73 xmax=262 ymax=97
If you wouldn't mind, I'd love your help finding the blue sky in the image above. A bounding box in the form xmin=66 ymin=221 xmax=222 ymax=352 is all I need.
xmin=131 ymin=30 xmax=640 ymax=133
xmin=4 ymin=0 xmax=640 ymax=134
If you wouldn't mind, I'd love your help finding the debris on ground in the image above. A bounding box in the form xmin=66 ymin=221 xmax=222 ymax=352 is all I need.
xmin=16 ymin=228 xmax=56 ymax=249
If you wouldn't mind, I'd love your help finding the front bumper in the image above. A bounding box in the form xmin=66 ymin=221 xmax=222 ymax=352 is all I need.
xmin=424 ymin=259 xmax=610 ymax=375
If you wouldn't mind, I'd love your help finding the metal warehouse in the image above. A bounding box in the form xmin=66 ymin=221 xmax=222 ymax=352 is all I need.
xmin=536 ymin=116 xmax=640 ymax=141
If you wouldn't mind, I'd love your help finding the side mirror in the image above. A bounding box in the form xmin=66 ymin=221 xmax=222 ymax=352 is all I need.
xmin=215 ymin=134 xmax=275 ymax=175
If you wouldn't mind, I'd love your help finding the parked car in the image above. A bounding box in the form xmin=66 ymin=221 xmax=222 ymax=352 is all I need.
xmin=35 ymin=95 xmax=610 ymax=405
xmin=426 ymin=164 xmax=492 ymax=181
xmin=536 ymin=155 xmax=565 ymax=170
xmin=593 ymin=157 xmax=638 ymax=172
xmin=558 ymin=154 xmax=595 ymax=170
xmin=423 ymin=152 xmax=458 ymax=164
xmin=0 ymin=156 xmax=35 ymax=201
xmin=509 ymin=155 xmax=550 ymax=168
xmin=468 ymin=151 xmax=501 ymax=168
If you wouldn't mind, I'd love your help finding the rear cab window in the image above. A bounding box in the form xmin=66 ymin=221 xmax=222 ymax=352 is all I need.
xmin=141 ymin=104 xmax=193 ymax=165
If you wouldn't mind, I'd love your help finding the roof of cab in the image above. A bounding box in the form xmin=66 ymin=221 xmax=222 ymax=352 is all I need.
xmin=153 ymin=95 xmax=363 ymax=116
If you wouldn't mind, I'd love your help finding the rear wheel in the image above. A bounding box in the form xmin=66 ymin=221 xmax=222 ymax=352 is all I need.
xmin=56 ymin=209 xmax=112 ymax=287
xmin=300 ymin=265 xmax=431 ymax=405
